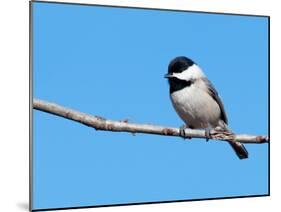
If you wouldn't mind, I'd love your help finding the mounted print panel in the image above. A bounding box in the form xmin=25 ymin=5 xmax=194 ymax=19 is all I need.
xmin=31 ymin=1 xmax=269 ymax=211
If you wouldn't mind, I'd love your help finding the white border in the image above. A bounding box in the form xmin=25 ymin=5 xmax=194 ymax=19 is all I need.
xmin=0 ymin=0 xmax=279 ymax=212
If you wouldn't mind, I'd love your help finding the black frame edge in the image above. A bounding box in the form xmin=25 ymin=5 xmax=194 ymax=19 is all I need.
xmin=29 ymin=1 xmax=33 ymax=211
xmin=32 ymin=194 xmax=270 ymax=212
xmin=31 ymin=0 xmax=269 ymax=18
xmin=267 ymin=16 xmax=270 ymax=196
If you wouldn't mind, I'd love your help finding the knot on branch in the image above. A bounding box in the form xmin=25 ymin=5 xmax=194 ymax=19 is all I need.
xmin=255 ymin=136 xmax=269 ymax=143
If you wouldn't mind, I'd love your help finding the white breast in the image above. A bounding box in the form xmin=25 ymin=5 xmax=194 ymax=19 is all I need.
xmin=170 ymin=82 xmax=221 ymax=129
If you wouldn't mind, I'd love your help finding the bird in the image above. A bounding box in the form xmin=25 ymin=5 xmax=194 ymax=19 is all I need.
xmin=164 ymin=56 xmax=248 ymax=159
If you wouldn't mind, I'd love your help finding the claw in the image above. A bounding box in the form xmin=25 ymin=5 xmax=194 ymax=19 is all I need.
xmin=179 ymin=125 xmax=185 ymax=137
xmin=205 ymin=128 xmax=211 ymax=142
xmin=179 ymin=125 xmax=191 ymax=139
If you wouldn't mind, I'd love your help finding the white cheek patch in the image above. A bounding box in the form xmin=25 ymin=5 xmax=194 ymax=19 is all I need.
xmin=172 ymin=64 xmax=206 ymax=81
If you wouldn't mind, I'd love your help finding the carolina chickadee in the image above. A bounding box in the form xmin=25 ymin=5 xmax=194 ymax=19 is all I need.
xmin=165 ymin=56 xmax=248 ymax=159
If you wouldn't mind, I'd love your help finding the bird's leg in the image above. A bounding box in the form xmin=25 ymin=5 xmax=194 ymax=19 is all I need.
xmin=179 ymin=125 xmax=191 ymax=139
xmin=205 ymin=127 xmax=212 ymax=142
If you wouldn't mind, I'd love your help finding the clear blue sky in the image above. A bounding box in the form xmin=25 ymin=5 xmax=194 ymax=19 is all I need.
xmin=32 ymin=2 xmax=269 ymax=210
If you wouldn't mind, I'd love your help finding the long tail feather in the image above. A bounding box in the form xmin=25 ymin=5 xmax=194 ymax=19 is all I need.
xmin=229 ymin=141 xmax=248 ymax=159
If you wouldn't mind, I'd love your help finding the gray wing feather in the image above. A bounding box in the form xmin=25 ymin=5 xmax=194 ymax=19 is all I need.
xmin=202 ymin=78 xmax=228 ymax=124
xmin=202 ymin=78 xmax=248 ymax=159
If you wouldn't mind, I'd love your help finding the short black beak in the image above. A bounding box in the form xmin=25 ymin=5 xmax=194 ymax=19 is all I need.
xmin=164 ymin=74 xmax=173 ymax=78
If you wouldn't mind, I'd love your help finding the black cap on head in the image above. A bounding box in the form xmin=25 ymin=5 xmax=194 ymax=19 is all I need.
xmin=168 ymin=56 xmax=195 ymax=74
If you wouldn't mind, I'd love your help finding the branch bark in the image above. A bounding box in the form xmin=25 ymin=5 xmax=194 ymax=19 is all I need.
xmin=33 ymin=98 xmax=268 ymax=144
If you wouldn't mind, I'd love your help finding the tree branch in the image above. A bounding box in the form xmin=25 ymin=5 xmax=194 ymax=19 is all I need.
xmin=33 ymin=98 xmax=268 ymax=144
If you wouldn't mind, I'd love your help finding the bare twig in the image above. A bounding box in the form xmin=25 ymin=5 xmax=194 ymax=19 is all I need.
xmin=33 ymin=98 xmax=268 ymax=144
